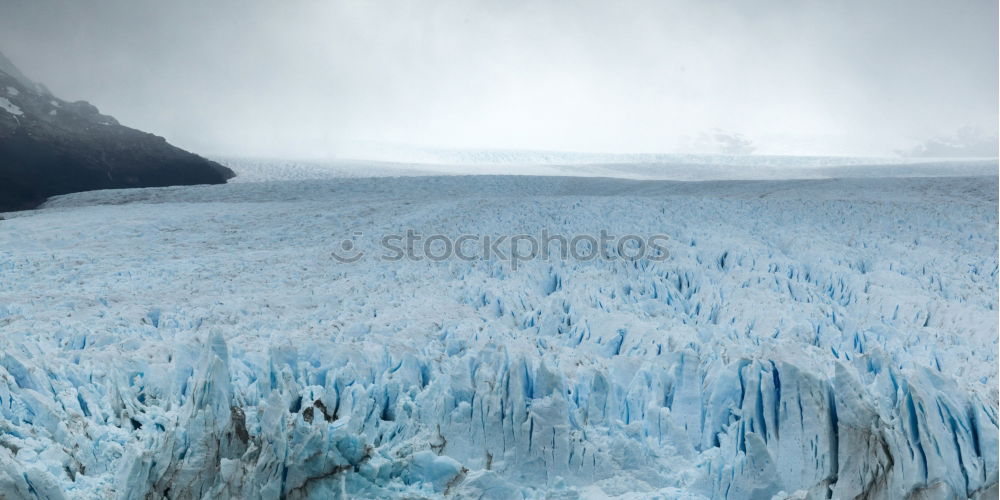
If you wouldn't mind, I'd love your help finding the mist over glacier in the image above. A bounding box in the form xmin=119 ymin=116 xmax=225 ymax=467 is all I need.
xmin=0 ymin=0 xmax=996 ymax=158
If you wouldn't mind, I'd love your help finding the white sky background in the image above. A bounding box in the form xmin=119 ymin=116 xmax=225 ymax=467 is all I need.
xmin=0 ymin=0 xmax=996 ymax=158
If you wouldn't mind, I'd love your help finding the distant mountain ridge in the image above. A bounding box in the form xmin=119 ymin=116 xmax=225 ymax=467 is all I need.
xmin=0 ymin=51 xmax=234 ymax=212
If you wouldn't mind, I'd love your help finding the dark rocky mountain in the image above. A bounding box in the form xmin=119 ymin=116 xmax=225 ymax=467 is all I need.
xmin=0 ymin=51 xmax=235 ymax=212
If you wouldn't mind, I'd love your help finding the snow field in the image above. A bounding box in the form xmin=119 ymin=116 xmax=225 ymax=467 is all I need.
xmin=0 ymin=170 xmax=996 ymax=498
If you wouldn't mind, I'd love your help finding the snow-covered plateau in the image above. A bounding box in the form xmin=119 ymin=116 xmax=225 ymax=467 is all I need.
xmin=0 ymin=159 xmax=997 ymax=499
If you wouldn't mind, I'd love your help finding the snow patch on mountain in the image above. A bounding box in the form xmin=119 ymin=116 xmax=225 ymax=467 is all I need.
xmin=0 ymin=96 xmax=23 ymax=116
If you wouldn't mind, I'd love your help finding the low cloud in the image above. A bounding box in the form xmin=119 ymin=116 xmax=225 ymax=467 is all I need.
xmin=899 ymin=127 xmax=999 ymax=158
xmin=687 ymin=129 xmax=756 ymax=155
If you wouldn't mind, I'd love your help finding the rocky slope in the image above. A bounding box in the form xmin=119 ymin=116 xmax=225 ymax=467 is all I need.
xmin=0 ymin=51 xmax=234 ymax=212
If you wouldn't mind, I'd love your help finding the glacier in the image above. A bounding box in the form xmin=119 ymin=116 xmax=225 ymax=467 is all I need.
xmin=0 ymin=162 xmax=996 ymax=499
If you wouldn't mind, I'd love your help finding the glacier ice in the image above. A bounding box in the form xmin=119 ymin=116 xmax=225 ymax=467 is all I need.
xmin=0 ymin=168 xmax=996 ymax=498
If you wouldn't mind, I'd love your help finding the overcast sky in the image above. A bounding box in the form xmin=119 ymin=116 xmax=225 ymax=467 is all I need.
xmin=0 ymin=0 xmax=996 ymax=158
